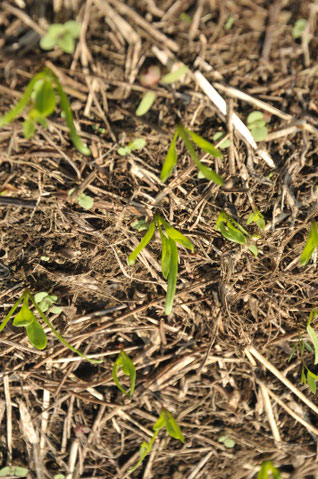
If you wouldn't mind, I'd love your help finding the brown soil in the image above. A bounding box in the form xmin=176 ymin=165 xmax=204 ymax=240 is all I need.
xmin=0 ymin=1 xmax=318 ymax=478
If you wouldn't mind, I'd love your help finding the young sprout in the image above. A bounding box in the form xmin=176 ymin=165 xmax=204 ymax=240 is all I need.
xmin=40 ymin=21 xmax=81 ymax=53
xmin=161 ymin=123 xmax=223 ymax=185
xmin=215 ymin=211 xmax=258 ymax=256
xmin=257 ymin=460 xmax=282 ymax=479
xmin=292 ymin=19 xmax=308 ymax=40
xmin=213 ymin=131 xmax=231 ymax=149
xmin=129 ymin=408 xmax=184 ymax=472
xmin=136 ymin=64 xmax=188 ymax=116
xmin=0 ymin=67 xmax=90 ymax=155
xmin=117 ymin=138 xmax=146 ymax=156
xmin=246 ymin=209 xmax=266 ymax=230
xmin=112 ymin=349 xmax=136 ymax=396
xmin=247 ymin=111 xmax=268 ymax=142
xmin=0 ymin=290 xmax=102 ymax=364
xmin=128 ymin=214 xmax=194 ymax=315
xmin=300 ymin=221 xmax=318 ymax=266
xmin=68 ymin=188 xmax=94 ymax=210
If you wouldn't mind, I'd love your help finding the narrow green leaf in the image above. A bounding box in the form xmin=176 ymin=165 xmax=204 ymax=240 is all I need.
xmin=185 ymin=128 xmax=223 ymax=158
xmin=112 ymin=350 xmax=136 ymax=396
xmin=247 ymin=243 xmax=258 ymax=256
xmin=158 ymin=224 xmax=172 ymax=279
xmin=165 ymin=239 xmax=178 ymax=316
xmin=26 ymin=318 xmax=47 ymax=350
xmin=301 ymin=368 xmax=306 ymax=385
xmin=0 ymin=293 xmax=25 ymax=333
xmin=219 ymin=222 xmax=246 ymax=244
xmin=162 ymin=408 xmax=185 ymax=443
xmin=304 ymin=341 xmax=314 ymax=353
xmin=23 ymin=118 xmax=35 ymax=139
xmin=307 ymin=324 xmax=318 ymax=365
xmin=13 ymin=296 xmax=36 ymax=327
xmin=136 ymin=91 xmax=156 ymax=116
xmin=307 ymin=370 xmax=317 ymax=394
xmin=308 ymin=308 xmax=318 ymax=327
xmin=288 ymin=345 xmax=297 ymax=362
xmin=300 ymin=221 xmax=318 ymax=266
xmin=160 ymin=65 xmax=188 ymax=84
xmin=177 ymin=125 xmax=224 ymax=185
xmin=158 ymin=217 xmax=194 ymax=251
xmin=128 ymin=219 xmax=156 ymax=265
xmin=35 ymin=80 xmax=56 ymax=116
xmin=160 ymin=130 xmax=178 ymax=182
xmin=153 ymin=411 xmax=167 ymax=431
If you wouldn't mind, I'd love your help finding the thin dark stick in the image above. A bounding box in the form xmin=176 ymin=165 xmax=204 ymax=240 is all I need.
xmin=0 ymin=196 xmax=37 ymax=209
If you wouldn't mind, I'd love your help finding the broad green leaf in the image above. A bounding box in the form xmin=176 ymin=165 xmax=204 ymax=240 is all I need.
xmin=35 ymin=80 xmax=56 ymax=116
xmin=250 ymin=126 xmax=268 ymax=142
xmin=213 ymin=131 xmax=230 ymax=149
xmin=257 ymin=461 xmax=283 ymax=479
xmin=185 ymin=128 xmax=223 ymax=158
xmin=165 ymin=239 xmax=178 ymax=315
xmin=0 ymin=466 xmax=28 ymax=477
xmin=78 ymin=193 xmax=94 ymax=210
xmin=23 ymin=118 xmax=35 ymax=139
xmin=292 ymin=19 xmax=307 ymax=39
xmin=58 ymin=32 xmax=75 ymax=53
xmin=112 ymin=350 xmax=136 ymax=396
xmin=300 ymin=221 xmax=318 ymax=266
xmin=247 ymin=111 xmax=264 ymax=124
xmin=64 ymin=21 xmax=81 ymax=38
xmin=177 ymin=125 xmax=224 ymax=185
xmin=158 ymin=217 xmax=194 ymax=251
xmin=40 ymin=25 xmax=65 ymax=50
xmin=247 ymin=243 xmax=258 ymax=256
xmin=13 ymin=297 xmax=36 ymax=327
xmin=307 ymin=370 xmax=316 ymax=394
xmin=158 ymin=224 xmax=172 ymax=279
xmin=136 ymin=91 xmax=156 ymax=116
xmin=118 ymin=146 xmax=130 ymax=156
xmin=131 ymin=219 xmax=148 ymax=231
xmin=160 ymin=130 xmax=178 ymax=182
xmin=128 ymin=219 xmax=156 ymax=265
xmin=218 ymin=435 xmax=235 ymax=448
xmin=26 ymin=318 xmax=47 ymax=350
xmin=153 ymin=411 xmax=167 ymax=431
xmin=160 ymin=65 xmax=188 ymax=84
xmin=34 ymin=292 xmax=49 ymax=303
xmin=307 ymin=324 xmax=318 ymax=365
xmin=219 ymin=222 xmax=246 ymax=244
xmin=130 ymin=138 xmax=146 ymax=150
xmin=161 ymin=408 xmax=185 ymax=443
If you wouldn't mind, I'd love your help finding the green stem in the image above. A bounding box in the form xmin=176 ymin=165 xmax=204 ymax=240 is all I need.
xmin=0 ymin=293 xmax=25 ymax=333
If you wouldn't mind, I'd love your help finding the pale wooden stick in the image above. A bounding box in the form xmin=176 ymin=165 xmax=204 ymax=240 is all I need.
xmin=259 ymin=382 xmax=281 ymax=442
xmin=3 ymin=376 xmax=12 ymax=463
xmin=247 ymin=346 xmax=318 ymax=416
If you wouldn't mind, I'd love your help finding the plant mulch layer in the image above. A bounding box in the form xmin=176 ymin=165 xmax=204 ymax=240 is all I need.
xmin=0 ymin=1 xmax=318 ymax=478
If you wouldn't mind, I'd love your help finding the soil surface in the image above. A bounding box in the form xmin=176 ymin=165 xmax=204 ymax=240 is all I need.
xmin=0 ymin=1 xmax=318 ymax=478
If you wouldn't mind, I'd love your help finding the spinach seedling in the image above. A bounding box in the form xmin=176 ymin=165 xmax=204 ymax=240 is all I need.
xmin=128 ymin=214 xmax=194 ymax=315
xmin=246 ymin=209 xmax=266 ymax=230
xmin=289 ymin=309 xmax=318 ymax=394
xmin=68 ymin=188 xmax=94 ymax=210
xmin=247 ymin=111 xmax=268 ymax=142
xmin=0 ymin=466 xmax=28 ymax=477
xmin=213 ymin=131 xmax=230 ymax=149
xmin=300 ymin=221 xmax=318 ymax=266
xmin=161 ymin=123 xmax=223 ymax=184
xmin=136 ymin=64 xmax=188 ymax=116
xmin=0 ymin=290 xmax=102 ymax=363
xmin=292 ymin=19 xmax=308 ymax=40
xmin=129 ymin=408 xmax=184 ymax=472
xmin=118 ymin=138 xmax=146 ymax=156
xmin=257 ymin=460 xmax=282 ymax=479
xmin=215 ymin=211 xmax=258 ymax=256
xmin=112 ymin=349 xmax=136 ymax=396
xmin=40 ymin=21 xmax=81 ymax=53
xmin=0 ymin=67 xmax=90 ymax=155
xmin=34 ymin=291 xmax=63 ymax=315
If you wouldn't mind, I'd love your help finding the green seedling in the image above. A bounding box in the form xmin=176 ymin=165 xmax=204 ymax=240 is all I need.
xmin=128 ymin=214 xmax=194 ymax=315
xmin=215 ymin=211 xmax=258 ymax=256
xmin=136 ymin=64 xmax=188 ymax=116
xmin=246 ymin=209 xmax=266 ymax=230
xmin=131 ymin=219 xmax=148 ymax=232
xmin=257 ymin=460 xmax=282 ymax=479
xmin=300 ymin=221 xmax=318 ymax=266
xmin=129 ymin=408 xmax=184 ymax=472
xmin=0 ymin=290 xmax=102 ymax=363
xmin=289 ymin=309 xmax=318 ymax=394
xmin=112 ymin=349 xmax=136 ymax=396
xmin=224 ymin=16 xmax=235 ymax=30
xmin=161 ymin=123 xmax=223 ymax=184
xmin=292 ymin=19 xmax=308 ymax=39
xmin=0 ymin=67 xmax=90 ymax=155
xmin=213 ymin=131 xmax=230 ymax=149
xmin=218 ymin=435 xmax=235 ymax=448
xmin=68 ymin=188 xmax=94 ymax=210
xmin=40 ymin=21 xmax=81 ymax=53
xmin=34 ymin=291 xmax=63 ymax=315
xmin=0 ymin=466 xmax=28 ymax=477
xmin=118 ymin=138 xmax=146 ymax=156
xmin=247 ymin=111 xmax=268 ymax=142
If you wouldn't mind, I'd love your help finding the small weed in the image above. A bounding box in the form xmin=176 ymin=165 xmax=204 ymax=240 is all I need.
xmin=0 ymin=466 xmax=28 ymax=477
xmin=128 ymin=214 xmax=194 ymax=315
xmin=247 ymin=111 xmax=268 ymax=142
xmin=246 ymin=209 xmax=266 ymax=230
xmin=161 ymin=123 xmax=223 ymax=184
xmin=129 ymin=408 xmax=184 ymax=472
xmin=0 ymin=67 xmax=90 ymax=155
xmin=136 ymin=64 xmax=188 ymax=116
xmin=257 ymin=460 xmax=283 ymax=479
xmin=224 ymin=16 xmax=235 ymax=30
xmin=213 ymin=131 xmax=231 ymax=149
xmin=34 ymin=291 xmax=63 ymax=315
xmin=40 ymin=21 xmax=81 ymax=53
xmin=292 ymin=19 xmax=308 ymax=39
xmin=0 ymin=290 xmax=102 ymax=363
xmin=68 ymin=188 xmax=94 ymax=210
xmin=218 ymin=435 xmax=235 ymax=448
xmin=118 ymin=138 xmax=146 ymax=156
xmin=215 ymin=211 xmax=258 ymax=256
xmin=289 ymin=309 xmax=318 ymax=393
xmin=112 ymin=349 xmax=136 ymax=396
xmin=300 ymin=221 xmax=318 ymax=266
